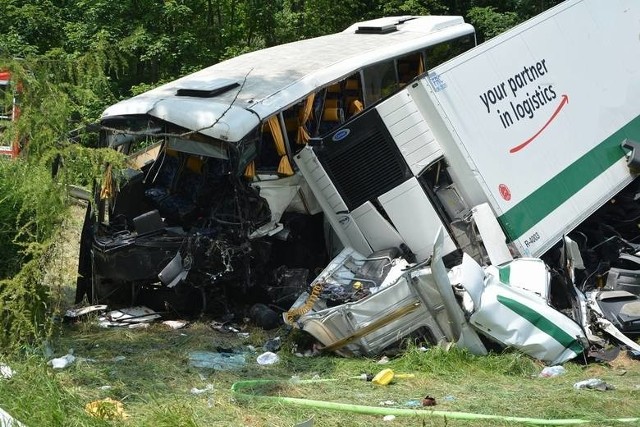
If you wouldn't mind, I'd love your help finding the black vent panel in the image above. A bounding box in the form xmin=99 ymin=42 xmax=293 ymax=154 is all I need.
xmin=316 ymin=108 xmax=411 ymax=210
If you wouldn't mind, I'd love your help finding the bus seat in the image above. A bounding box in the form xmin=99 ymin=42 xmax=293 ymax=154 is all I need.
xmin=327 ymin=83 xmax=341 ymax=94
xmin=344 ymin=78 xmax=359 ymax=91
xmin=319 ymin=107 xmax=344 ymax=135
xmin=324 ymin=98 xmax=340 ymax=109
xmin=347 ymin=98 xmax=364 ymax=115
xmin=343 ymin=76 xmax=363 ymax=116
xmin=322 ymin=107 xmax=344 ymax=122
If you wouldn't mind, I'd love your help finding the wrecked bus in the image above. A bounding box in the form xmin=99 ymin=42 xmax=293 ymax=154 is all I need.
xmin=75 ymin=16 xmax=477 ymax=315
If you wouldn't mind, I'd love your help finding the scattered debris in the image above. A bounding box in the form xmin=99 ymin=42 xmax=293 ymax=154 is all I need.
xmin=379 ymin=401 xmax=396 ymax=406
xmin=48 ymin=352 xmax=76 ymax=369
xmin=263 ymin=337 xmax=281 ymax=353
xmin=422 ymin=396 xmax=437 ymax=407
xmin=188 ymin=351 xmax=246 ymax=370
xmin=210 ymin=321 xmax=244 ymax=335
xmin=0 ymin=406 xmax=25 ymax=427
xmin=162 ymin=320 xmax=188 ymax=330
xmin=85 ymin=398 xmax=128 ymax=420
xmin=0 ymin=364 xmax=14 ymax=379
xmin=127 ymin=322 xmax=150 ymax=330
xmin=539 ymin=366 xmax=566 ymax=378
xmin=64 ymin=305 xmax=107 ymax=320
xmin=573 ymin=379 xmax=615 ymax=391
xmin=382 ymin=415 xmax=396 ymax=422
xmin=256 ymin=352 xmax=279 ymax=365
xmin=404 ymin=400 xmax=421 ymax=408
xmin=356 ymin=373 xmax=374 ymax=381
xmin=377 ymin=356 xmax=390 ymax=365
xmin=371 ymin=369 xmax=414 ymax=385
xmin=293 ymin=416 xmax=314 ymax=427
xmin=249 ymin=304 xmax=280 ymax=330
xmin=372 ymin=369 xmax=395 ymax=386
xmin=190 ymin=384 xmax=214 ymax=395
xmin=98 ymin=306 xmax=161 ymax=328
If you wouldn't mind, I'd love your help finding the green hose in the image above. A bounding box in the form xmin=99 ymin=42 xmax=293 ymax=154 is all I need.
xmin=231 ymin=378 xmax=639 ymax=425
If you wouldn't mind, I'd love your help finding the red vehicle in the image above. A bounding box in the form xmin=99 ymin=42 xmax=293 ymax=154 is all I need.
xmin=0 ymin=70 xmax=22 ymax=158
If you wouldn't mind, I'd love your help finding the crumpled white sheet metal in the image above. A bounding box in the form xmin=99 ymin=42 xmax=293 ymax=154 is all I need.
xmin=290 ymin=227 xmax=588 ymax=364
xmin=466 ymin=265 xmax=586 ymax=365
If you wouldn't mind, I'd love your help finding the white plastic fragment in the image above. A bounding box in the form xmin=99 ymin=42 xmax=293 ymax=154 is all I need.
xmin=383 ymin=415 xmax=396 ymax=422
xmin=162 ymin=320 xmax=188 ymax=330
xmin=0 ymin=406 xmax=26 ymax=426
xmin=0 ymin=364 xmax=14 ymax=379
xmin=256 ymin=352 xmax=279 ymax=365
xmin=190 ymin=384 xmax=214 ymax=395
xmin=127 ymin=322 xmax=150 ymax=330
xmin=539 ymin=365 xmax=566 ymax=378
xmin=98 ymin=306 xmax=160 ymax=328
xmin=573 ymin=378 xmax=615 ymax=391
xmin=64 ymin=305 xmax=107 ymax=319
xmin=48 ymin=353 xmax=75 ymax=369
xmin=377 ymin=356 xmax=390 ymax=364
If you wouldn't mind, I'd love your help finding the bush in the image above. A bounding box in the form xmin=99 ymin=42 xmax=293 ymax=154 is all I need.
xmin=0 ymin=158 xmax=67 ymax=352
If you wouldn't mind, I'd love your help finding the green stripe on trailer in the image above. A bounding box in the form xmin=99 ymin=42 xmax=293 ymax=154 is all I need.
xmin=497 ymin=295 xmax=584 ymax=355
xmin=498 ymin=115 xmax=640 ymax=241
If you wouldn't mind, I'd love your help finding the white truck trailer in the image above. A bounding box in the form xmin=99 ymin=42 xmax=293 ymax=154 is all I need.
xmin=296 ymin=0 xmax=640 ymax=264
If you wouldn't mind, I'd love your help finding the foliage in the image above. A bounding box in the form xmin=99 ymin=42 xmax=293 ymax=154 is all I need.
xmin=0 ymin=51 xmax=122 ymax=351
xmin=466 ymin=6 xmax=520 ymax=41
xmin=1 ymin=0 xmax=561 ymax=100
xmin=0 ymin=159 xmax=66 ymax=350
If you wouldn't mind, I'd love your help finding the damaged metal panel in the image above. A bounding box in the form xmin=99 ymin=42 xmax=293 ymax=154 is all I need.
xmin=467 ymin=275 xmax=586 ymax=365
xmin=288 ymin=265 xmax=459 ymax=356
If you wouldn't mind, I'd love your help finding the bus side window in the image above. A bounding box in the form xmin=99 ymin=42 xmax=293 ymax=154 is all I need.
xmin=397 ymin=52 xmax=424 ymax=86
xmin=362 ymin=61 xmax=398 ymax=106
xmin=282 ymin=106 xmax=300 ymax=148
xmin=256 ymin=122 xmax=282 ymax=173
xmin=426 ymin=33 xmax=475 ymax=69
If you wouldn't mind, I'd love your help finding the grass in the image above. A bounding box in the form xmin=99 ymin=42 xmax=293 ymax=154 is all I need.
xmin=1 ymin=321 xmax=640 ymax=426
xmin=1 ymin=205 xmax=640 ymax=426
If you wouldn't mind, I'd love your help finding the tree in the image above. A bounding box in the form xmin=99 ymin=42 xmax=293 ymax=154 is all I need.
xmin=466 ymin=6 xmax=519 ymax=41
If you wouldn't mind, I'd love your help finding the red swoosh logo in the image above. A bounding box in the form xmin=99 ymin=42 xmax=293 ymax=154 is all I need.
xmin=509 ymin=94 xmax=569 ymax=154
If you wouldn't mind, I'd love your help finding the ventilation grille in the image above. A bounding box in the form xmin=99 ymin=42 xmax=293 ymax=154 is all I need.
xmin=317 ymin=109 xmax=410 ymax=210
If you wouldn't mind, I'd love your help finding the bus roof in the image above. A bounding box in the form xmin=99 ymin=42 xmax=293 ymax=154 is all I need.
xmin=102 ymin=16 xmax=473 ymax=142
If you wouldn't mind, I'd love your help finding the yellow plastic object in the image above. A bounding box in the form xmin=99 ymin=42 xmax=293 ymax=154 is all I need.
xmin=371 ymin=368 xmax=395 ymax=385
xmin=371 ymin=369 xmax=415 ymax=385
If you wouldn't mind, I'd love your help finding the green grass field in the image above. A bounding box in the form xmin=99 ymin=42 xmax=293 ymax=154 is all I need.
xmin=1 ymin=319 xmax=639 ymax=427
